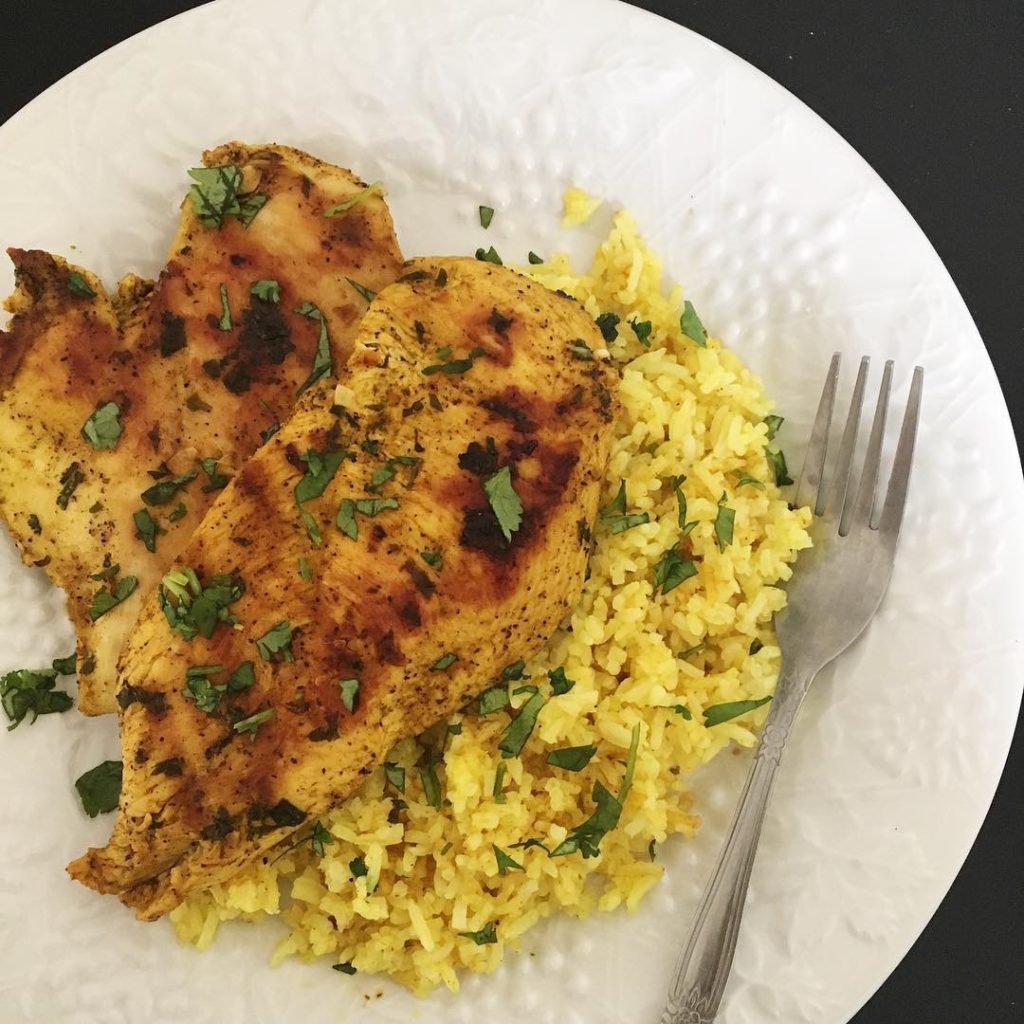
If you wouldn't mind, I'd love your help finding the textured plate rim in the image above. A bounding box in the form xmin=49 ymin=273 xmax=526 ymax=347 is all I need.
xmin=0 ymin=2 xmax=1021 ymax=1022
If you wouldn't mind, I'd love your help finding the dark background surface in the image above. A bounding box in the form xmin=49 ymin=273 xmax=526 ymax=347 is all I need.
xmin=0 ymin=1 xmax=1020 ymax=1021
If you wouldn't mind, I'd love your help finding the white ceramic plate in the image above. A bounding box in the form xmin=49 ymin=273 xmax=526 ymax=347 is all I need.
xmin=0 ymin=2 xmax=1021 ymax=1022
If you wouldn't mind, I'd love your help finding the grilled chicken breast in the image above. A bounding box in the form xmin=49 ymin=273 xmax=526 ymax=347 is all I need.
xmin=0 ymin=143 xmax=403 ymax=715
xmin=68 ymin=257 xmax=619 ymax=919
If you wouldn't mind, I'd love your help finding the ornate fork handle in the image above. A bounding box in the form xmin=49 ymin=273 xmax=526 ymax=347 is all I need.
xmin=660 ymin=664 xmax=814 ymax=1024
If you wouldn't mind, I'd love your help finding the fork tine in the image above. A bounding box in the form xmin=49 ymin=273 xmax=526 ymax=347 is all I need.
xmin=795 ymin=352 xmax=841 ymax=513
xmin=831 ymin=356 xmax=870 ymax=528
xmin=879 ymin=366 xmax=924 ymax=539
xmin=848 ymin=359 xmax=893 ymax=531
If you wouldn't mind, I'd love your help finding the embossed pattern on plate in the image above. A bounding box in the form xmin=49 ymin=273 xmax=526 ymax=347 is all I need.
xmin=0 ymin=2 xmax=1021 ymax=1022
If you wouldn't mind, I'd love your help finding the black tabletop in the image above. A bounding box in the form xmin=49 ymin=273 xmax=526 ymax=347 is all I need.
xmin=0 ymin=2 xmax=1021 ymax=1022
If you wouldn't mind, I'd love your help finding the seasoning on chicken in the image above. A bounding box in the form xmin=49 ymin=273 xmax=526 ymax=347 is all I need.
xmin=0 ymin=143 xmax=403 ymax=715
xmin=67 ymin=256 xmax=619 ymax=920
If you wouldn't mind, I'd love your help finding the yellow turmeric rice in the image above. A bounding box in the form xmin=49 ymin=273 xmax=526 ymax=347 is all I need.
xmin=170 ymin=199 xmax=812 ymax=993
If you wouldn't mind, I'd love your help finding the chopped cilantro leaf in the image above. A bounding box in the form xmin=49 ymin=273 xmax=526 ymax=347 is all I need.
xmin=595 ymin=312 xmax=620 ymax=342
xmin=200 ymin=457 xmax=230 ymax=492
xmin=735 ymin=474 xmax=764 ymax=489
xmin=501 ymin=660 xmax=527 ymax=682
xmin=349 ymin=855 xmax=368 ymax=878
xmin=141 ymin=470 xmax=196 ymax=506
xmin=355 ymin=497 xmax=398 ymax=517
xmin=89 ymin=561 xmax=120 ymax=583
xmin=169 ymin=501 xmax=187 ymax=522
xmin=548 ymin=667 xmax=575 ymax=695
xmin=89 ymin=561 xmax=120 ymax=585
xmin=621 ymin=724 xmax=642 ymax=795
xmin=672 ymin=704 xmax=693 ymax=720
xmin=630 ymin=319 xmax=653 ymax=345
xmin=494 ymin=844 xmax=523 ymax=876
xmin=478 ymin=686 xmax=509 ymax=715
xmin=52 ymin=654 xmax=76 ymax=676
xmin=483 ymin=465 xmax=523 ymax=542
xmin=332 ymin=962 xmax=357 ymax=975
xmin=233 ymin=707 xmax=274 ymax=736
xmin=296 ymin=499 xmax=323 ymax=548
xmin=75 ymin=760 xmax=122 ymax=817
xmin=671 ymin=476 xmax=698 ymax=535
xmin=256 ymin=621 xmax=294 ymax=663
xmin=133 ymin=507 xmax=162 ymax=553
xmin=346 ymin=277 xmax=376 ymax=303
xmin=251 ymin=279 xmax=280 ymax=303
xmin=550 ymin=723 xmax=640 ymax=859
xmin=704 ymin=696 xmax=772 ymax=726
xmin=749 ymin=638 xmax=764 ymax=655
xmin=766 ymin=447 xmax=793 ymax=486
xmin=547 ymin=745 xmax=598 ymax=771
xmin=366 ymin=464 xmax=396 ymax=491
xmin=677 ymin=641 xmax=706 ymax=660
xmin=431 ymin=652 xmax=458 ymax=672
xmin=419 ymin=760 xmax=442 ymax=807
xmin=493 ymin=761 xmax=507 ymax=802
xmin=460 ymin=922 xmax=497 ymax=945
xmin=653 ymin=548 xmax=698 ymax=595
xmin=67 ymin=272 xmax=96 ymax=298
xmin=421 ymin=549 xmax=443 ymax=570
xmin=336 ymin=499 xmax=358 ymax=539
xmin=295 ymin=301 xmax=333 ymax=395
xmin=238 ymin=192 xmax=268 ymax=227
xmin=88 ymin=574 xmax=138 ymax=621
xmin=1 ymin=668 xmax=73 ymax=729
xmin=184 ymin=664 xmax=226 ymax=714
xmin=81 ymin=401 xmax=122 ymax=450
xmin=384 ymin=762 xmax=406 ymax=792
xmin=763 ymin=414 xmax=784 ymax=441
xmin=57 ymin=461 xmax=85 ymax=509
xmin=601 ymin=481 xmax=626 ymax=515
xmin=475 ymin=246 xmax=502 ymax=265
xmin=497 ymin=691 xmax=545 ymax=758
xmin=679 ymin=300 xmax=707 ymax=346
xmin=187 ymin=164 xmax=268 ymax=229
xmin=527 ymin=251 xmax=544 ymax=265
xmin=714 ymin=501 xmax=736 ymax=550
xmin=217 ymin=284 xmax=232 ymax=331
xmin=159 ymin=567 xmax=244 ymax=640
xmin=310 ymin=821 xmax=334 ymax=857
xmin=599 ymin=481 xmax=650 ymax=534
xmin=422 ymin=346 xmax=486 ymax=376
xmin=324 ymin=182 xmax=381 ymax=217
xmin=187 ymin=165 xmax=239 ymax=223
xmin=294 ymin=449 xmax=345 ymax=544
xmin=298 ymin=556 xmax=314 ymax=582
xmin=479 ymin=205 xmax=494 ymax=228
xmin=338 ymin=678 xmax=360 ymax=713
xmin=549 ymin=783 xmax=620 ymax=859
xmin=510 ymin=838 xmax=548 ymax=852
xmin=226 ymin=661 xmax=255 ymax=692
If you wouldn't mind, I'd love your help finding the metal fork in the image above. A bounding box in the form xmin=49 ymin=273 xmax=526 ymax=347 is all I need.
xmin=660 ymin=354 xmax=925 ymax=1024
